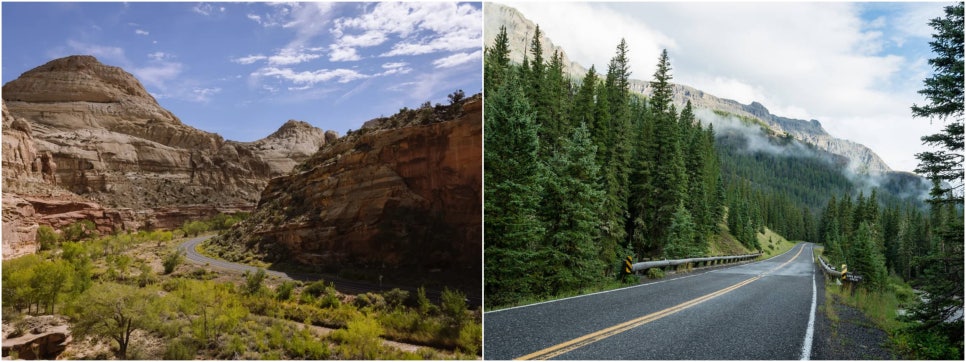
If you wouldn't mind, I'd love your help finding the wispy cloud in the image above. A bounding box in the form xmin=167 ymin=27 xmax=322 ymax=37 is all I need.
xmin=254 ymin=67 xmax=369 ymax=85
xmin=192 ymin=3 xmax=224 ymax=17
xmin=135 ymin=29 xmax=149 ymax=36
xmin=330 ymin=2 xmax=482 ymax=60
xmin=432 ymin=50 xmax=482 ymax=68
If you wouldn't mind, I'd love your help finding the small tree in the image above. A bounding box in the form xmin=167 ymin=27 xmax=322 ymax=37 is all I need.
xmin=71 ymin=283 xmax=158 ymax=359
xmin=162 ymin=249 xmax=184 ymax=275
xmin=36 ymin=225 xmax=60 ymax=251
xmin=243 ymin=268 xmax=267 ymax=295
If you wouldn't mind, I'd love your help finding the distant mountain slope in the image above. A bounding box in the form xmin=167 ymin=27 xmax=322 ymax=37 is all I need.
xmin=485 ymin=2 xmax=892 ymax=173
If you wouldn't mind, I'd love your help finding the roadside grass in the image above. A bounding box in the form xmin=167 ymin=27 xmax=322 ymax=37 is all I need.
xmin=757 ymin=227 xmax=796 ymax=259
xmin=812 ymin=246 xmax=938 ymax=359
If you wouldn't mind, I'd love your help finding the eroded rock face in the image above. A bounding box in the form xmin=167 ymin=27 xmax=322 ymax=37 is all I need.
xmin=213 ymin=97 xmax=482 ymax=290
xmin=2 ymin=55 xmax=336 ymax=258
xmin=3 ymin=55 xmax=337 ymax=210
xmin=1 ymin=315 xmax=71 ymax=360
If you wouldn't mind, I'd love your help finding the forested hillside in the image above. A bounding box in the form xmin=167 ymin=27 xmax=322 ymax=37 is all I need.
xmin=485 ymin=26 xmax=729 ymax=307
xmin=484 ymin=23 xmax=936 ymax=310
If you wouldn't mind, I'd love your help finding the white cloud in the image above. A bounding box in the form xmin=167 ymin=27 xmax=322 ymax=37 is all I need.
xmin=193 ymin=3 xmax=214 ymax=16
xmin=332 ymin=2 xmax=482 ymax=59
xmin=246 ymin=13 xmax=262 ymax=24
xmin=382 ymin=62 xmax=408 ymax=69
xmin=232 ymin=54 xmax=267 ymax=65
xmin=268 ymin=48 xmax=321 ymax=66
xmin=233 ymin=48 xmax=322 ymax=66
xmin=282 ymin=2 xmax=336 ymax=45
xmin=147 ymin=52 xmax=170 ymax=61
xmin=376 ymin=62 xmax=412 ymax=76
xmin=131 ymin=62 xmax=183 ymax=90
xmin=328 ymin=44 xmax=361 ymax=62
xmin=432 ymin=50 xmax=482 ymax=69
xmin=135 ymin=29 xmax=149 ymax=36
xmin=340 ymin=30 xmax=388 ymax=48
xmin=255 ymin=67 xmax=369 ymax=85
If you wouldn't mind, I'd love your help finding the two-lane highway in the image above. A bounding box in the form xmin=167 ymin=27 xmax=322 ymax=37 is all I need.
xmin=484 ymin=243 xmax=819 ymax=360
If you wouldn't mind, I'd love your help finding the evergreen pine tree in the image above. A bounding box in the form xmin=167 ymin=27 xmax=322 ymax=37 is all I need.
xmin=541 ymin=123 xmax=606 ymax=293
xmin=483 ymin=69 xmax=546 ymax=306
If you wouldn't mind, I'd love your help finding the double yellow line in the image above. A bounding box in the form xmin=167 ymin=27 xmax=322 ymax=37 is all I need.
xmin=516 ymin=244 xmax=807 ymax=360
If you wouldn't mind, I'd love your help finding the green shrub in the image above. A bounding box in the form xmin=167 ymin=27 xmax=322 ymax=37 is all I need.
xmin=382 ymin=288 xmax=410 ymax=310
xmin=275 ymin=281 xmax=297 ymax=301
xmin=243 ymin=269 xmax=266 ymax=295
xmin=330 ymin=314 xmax=384 ymax=359
xmin=456 ymin=321 xmax=482 ymax=355
xmin=36 ymin=225 xmax=60 ymax=251
xmin=646 ymin=268 xmax=665 ymax=279
xmin=353 ymin=292 xmax=386 ymax=310
xmin=162 ymin=249 xmax=184 ymax=274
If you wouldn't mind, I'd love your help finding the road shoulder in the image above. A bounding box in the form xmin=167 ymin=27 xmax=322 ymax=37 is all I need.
xmin=812 ymin=274 xmax=896 ymax=360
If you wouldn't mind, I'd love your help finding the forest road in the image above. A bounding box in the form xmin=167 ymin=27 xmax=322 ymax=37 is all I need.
xmin=484 ymin=243 xmax=820 ymax=360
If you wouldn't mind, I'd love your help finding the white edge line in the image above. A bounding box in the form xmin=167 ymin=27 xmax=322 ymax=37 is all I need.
xmin=801 ymin=245 xmax=817 ymax=360
xmin=486 ymin=243 xmax=805 ymax=314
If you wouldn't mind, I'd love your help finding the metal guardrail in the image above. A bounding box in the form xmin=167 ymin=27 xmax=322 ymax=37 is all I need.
xmin=815 ymin=254 xmax=843 ymax=278
xmin=631 ymin=253 xmax=761 ymax=272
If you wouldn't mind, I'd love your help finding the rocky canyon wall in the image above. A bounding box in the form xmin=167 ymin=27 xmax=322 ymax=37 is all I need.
xmin=211 ymin=97 xmax=482 ymax=290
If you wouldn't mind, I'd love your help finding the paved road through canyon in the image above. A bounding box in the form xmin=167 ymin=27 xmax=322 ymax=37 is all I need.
xmin=484 ymin=243 xmax=820 ymax=360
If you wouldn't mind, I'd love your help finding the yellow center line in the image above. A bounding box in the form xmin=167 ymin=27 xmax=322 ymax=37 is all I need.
xmin=516 ymin=244 xmax=808 ymax=360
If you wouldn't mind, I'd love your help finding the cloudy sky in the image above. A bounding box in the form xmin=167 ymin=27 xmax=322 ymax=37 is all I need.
xmin=502 ymin=2 xmax=951 ymax=173
xmin=2 ymin=2 xmax=482 ymax=141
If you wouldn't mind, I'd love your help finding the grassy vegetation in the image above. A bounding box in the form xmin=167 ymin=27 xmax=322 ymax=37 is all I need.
xmin=2 ymin=221 xmax=480 ymax=360
xmin=815 ymin=246 xmax=958 ymax=359
xmin=757 ymin=227 xmax=797 ymax=259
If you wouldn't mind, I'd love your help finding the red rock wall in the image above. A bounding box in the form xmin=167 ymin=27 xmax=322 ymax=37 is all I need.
xmin=226 ymin=100 xmax=482 ymax=284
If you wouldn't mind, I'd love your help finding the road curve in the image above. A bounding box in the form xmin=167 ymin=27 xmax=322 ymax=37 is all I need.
xmin=178 ymin=235 xmax=481 ymax=306
xmin=484 ymin=243 xmax=820 ymax=360
xmin=179 ymin=235 xmax=290 ymax=278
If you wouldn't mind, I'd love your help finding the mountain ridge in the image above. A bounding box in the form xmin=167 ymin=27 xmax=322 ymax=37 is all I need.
xmin=485 ymin=2 xmax=892 ymax=173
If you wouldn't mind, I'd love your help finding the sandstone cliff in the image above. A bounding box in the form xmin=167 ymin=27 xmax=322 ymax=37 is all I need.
xmin=3 ymin=55 xmax=337 ymax=210
xmin=209 ymin=96 xmax=482 ymax=291
xmin=2 ymin=55 xmax=338 ymax=257
xmin=485 ymin=2 xmax=892 ymax=173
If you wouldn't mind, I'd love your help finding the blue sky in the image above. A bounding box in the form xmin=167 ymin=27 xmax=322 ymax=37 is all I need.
xmin=2 ymin=2 xmax=483 ymax=141
xmin=502 ymin=2 xmax=951 ymax=173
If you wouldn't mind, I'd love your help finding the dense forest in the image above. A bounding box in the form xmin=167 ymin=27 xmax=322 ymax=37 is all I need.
xmin=485 ymin=25 xmax=741 ymax=308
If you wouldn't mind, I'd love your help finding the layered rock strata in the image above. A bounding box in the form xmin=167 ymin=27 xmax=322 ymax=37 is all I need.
xmin=2 ymin=55 xmax=335 ymax=257
xmin=212 ymin=97 xmax=482 ymax=290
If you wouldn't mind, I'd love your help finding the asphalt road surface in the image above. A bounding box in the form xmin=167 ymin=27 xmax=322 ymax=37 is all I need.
xmin=484 ymin=243 xmax=820 ymax=360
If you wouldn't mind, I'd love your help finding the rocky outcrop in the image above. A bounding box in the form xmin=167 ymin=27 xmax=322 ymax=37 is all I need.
xmin=210 ymin=96 xmax=482 ymax=291
xmin=2 ymin=315 xmax=71 ymax=360
xmin=486 ymin=2 xmax=892 ymax=173
xmin=3 ymin=55 xmax=338 ymax=210
xmin=2 ymin=56 xmax=338 ymax=258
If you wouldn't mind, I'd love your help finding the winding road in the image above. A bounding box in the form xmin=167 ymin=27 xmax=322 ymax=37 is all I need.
xmin=178 ymin=235 xmax=481 ymax=306
xmin=484 ymin=243 xmax=820 ymax=360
